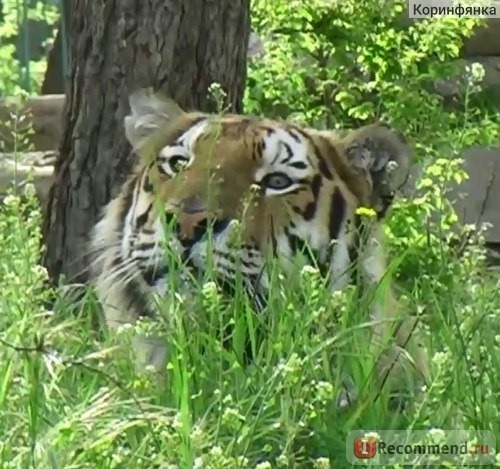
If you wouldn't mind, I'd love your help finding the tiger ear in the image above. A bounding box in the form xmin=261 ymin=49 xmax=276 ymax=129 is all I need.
xmin=342 ymin=124 xmax=412 ymax=190
xmin=124 ymin=87 xmax=185 ymax=149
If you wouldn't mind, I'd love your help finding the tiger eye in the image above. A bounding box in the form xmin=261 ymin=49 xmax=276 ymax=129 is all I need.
xmin=261 ymin=172 xmax=294 ymax=190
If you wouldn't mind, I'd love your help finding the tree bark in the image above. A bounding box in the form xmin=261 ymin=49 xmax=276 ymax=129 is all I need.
xmin=40 ymin=21 xmax=65 ymax=95
xmin=41 ymin=0 xmax=72 ymax=95
xmin=42 ymin=0 xmax=250 ymax=284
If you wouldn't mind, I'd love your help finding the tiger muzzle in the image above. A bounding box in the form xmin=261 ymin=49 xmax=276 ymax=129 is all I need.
xmin=165 ymin=197 xmax=230 ymax=248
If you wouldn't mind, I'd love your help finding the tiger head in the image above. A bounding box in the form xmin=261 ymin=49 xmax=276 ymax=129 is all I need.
xmin=91 ymin=88 xmax=413 ymax=366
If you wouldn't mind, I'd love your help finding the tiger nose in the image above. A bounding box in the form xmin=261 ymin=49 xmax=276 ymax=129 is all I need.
xmin=163 ymin=196 xmax=207 ymax=225
xmin=172 ymin=197 xmax=209 ymax=243
xmin=180 ymin=196 xmax=206 ymax=214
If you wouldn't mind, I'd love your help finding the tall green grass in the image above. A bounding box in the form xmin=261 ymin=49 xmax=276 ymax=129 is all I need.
xmin=0 ymin=163 xmax=498 ymax=468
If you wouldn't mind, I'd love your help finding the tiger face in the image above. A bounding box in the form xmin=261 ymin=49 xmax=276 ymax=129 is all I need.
xmin=90 ymin=88 xmax=428 ymax=393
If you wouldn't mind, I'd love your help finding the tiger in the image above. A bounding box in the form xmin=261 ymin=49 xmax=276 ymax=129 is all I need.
xmin=89 ymin=87 xmax=430 ymax=406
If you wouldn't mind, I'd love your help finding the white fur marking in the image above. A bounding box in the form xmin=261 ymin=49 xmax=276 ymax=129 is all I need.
xmin=254 ymin=129 xmax=312 ymax=195
xmin=329 ymin=228 xmax=352 ymax=291
xmin=159 ymin=119 xmax=208 ymax=154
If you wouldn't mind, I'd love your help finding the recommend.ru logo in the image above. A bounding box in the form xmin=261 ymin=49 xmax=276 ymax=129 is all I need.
xmin=346 ymin=429 xmax=496 ymax=466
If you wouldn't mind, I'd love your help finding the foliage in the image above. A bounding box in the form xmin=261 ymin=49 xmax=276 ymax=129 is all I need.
xmin=0 ymin=185 xmax=499 ymax=467
xmin=0 ymin=0 xmax=59 ymax=95
xmin=245 ymin=0 xmax=494 ymax=134
xmin=0 ymin=186 xmax=498 ymax=467
xmin=1 ymin=0 xmax=500 ymax=467
xmin=0 ymin=92 xmax=36 ymax=152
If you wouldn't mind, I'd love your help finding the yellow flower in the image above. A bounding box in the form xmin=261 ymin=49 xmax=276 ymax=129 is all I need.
xmin=355 ymin=206 xmax=377 ymax=217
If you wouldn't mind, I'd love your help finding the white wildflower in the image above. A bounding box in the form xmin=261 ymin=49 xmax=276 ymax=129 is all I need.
xmin=255 ymin=462 xmax=272 ymax=469
xmin=428 ymin=428 xmax=445 ymax=442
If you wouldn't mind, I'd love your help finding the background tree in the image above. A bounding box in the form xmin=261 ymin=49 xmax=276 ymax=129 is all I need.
xmin=41 ymin=0 xmax=71 ymax=95
xmin=43 ymin=0 xmax=250 ymax=284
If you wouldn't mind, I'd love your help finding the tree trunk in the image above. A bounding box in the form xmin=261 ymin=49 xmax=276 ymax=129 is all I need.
xmin=42 ymin=0 xmax=250 ymax=284
xmin=40 ymin=21 xmax=65 ymax=94
xmin=41 ymin=0 xmax=72 ymax=95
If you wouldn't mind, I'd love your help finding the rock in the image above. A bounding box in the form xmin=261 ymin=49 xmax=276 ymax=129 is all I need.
xmin=449 ymin=147 xmax=500 ymax=244
xmin=433 ymin=56 xmax=500 ymax=98
xmin=0 ymin=95 xmax=65 ymax=152
xmin=463 ymin=19 xmax=500 ymax=57
xmin=403 ymin=147 xmax=500 ymax=245
xmin=0 ymin=151 xmax=56 ymax=207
